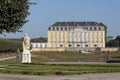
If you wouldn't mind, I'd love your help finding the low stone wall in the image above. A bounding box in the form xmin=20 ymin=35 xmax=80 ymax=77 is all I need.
xmin=100 ymin=47 xmax=119 ymax=51
xmin=31 ymin=47 xmax=120 ymax=52
xmin=31 ymin=48 xmax=65 ymax=52
xmin=31 ymin=47 xmax=95 ymax=52
xmin=66 ymin=48 xmax=95 ymax=52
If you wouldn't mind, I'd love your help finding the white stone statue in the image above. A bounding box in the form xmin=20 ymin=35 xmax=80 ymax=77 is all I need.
xmin=22 ymin=33 xmax=31 ymax=63
xmin=23 ymin=33 xmax=30 ymax=52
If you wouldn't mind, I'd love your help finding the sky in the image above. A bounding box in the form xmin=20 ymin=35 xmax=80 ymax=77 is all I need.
xmin=0 ymin=0 xmax=120 ymax=38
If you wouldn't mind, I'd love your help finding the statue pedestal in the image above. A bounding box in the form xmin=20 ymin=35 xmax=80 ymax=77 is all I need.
xmin=22 ymin=51 xmax=31 ymax=63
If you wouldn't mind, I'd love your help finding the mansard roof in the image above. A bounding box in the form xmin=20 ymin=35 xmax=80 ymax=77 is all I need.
xmin=51 ymin=22 xmax=105 ymax=27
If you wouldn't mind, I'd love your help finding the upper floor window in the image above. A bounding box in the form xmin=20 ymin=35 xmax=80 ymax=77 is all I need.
xmin=50 ymin=32 xmax=52 ymax=36
xmin=101 ymin=32 xmax=103 ymax=36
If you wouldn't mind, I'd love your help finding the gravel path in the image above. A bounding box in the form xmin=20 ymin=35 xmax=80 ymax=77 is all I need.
xmin=0 ymin=73 xmax=120 ymax=80
xmin=0 ymin=56 xmax=15 ymax=61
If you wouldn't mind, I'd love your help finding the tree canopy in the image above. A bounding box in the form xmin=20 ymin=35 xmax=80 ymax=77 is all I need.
xmin=31 ymin=37 xmax=48 ymax=43
xmin=0 ymin=0 xmax=33 ymax=34
xmin=106 ymin=36 xmax=120 ymax=47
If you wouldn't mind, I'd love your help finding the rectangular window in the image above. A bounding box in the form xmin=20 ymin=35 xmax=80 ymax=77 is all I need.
xmin=96 ymin=37 xmax=98 ymax=42
xmin=50 ymin=32 xmax=52 ymax=36
xmin=82 ymin=33 xmax=84 ymax=42
xmin=50 ymin=38 xmax=52 ymax=42
xmin=92 ymin=37 xmax=94 ymax=42
xmin=99 ymin=37 xmax=103 ymax=42
xmin=101 ymin=32 xmax=103 ymax=37
xmin=92 ymin=32 xmax=94 ymax=37
xmin=50 ymin=43 xmax=52 ymax=48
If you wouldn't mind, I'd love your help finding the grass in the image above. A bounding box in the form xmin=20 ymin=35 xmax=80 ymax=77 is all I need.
xmin=0 ymin=61 xmax=120 ymax=75
xmin=0 ymin=51 xmax=120 ymax=75
xmin=32 ymin=51 xmax=120 ymax=62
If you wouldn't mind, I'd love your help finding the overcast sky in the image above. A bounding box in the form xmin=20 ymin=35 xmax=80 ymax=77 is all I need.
xmin=0 ymin=0 xmax=120 ymax=38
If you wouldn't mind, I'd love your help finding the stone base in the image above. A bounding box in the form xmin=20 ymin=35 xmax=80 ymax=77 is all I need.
xmin=22 ymin=51 xmax=31 ymax=63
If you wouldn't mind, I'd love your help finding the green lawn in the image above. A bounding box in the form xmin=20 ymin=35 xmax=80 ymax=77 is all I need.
xmin=0 ymin=51 xmax=120 ymax=75
xmin=0 ymin=60 xmax=120 ymax=75
xmin=32 ymin=51 xmax=120 ymax=62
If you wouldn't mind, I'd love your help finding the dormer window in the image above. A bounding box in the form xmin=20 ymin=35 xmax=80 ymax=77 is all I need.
xmin=53 ymin=27 xmax=55 ymax=30
xmin=65 ymin=27 xmax=67 ymax=30
xmin=94 ymin=27 xmax=96 ymax=30
xmin=90 ymin=27 xmax=92 ymax=30
xmin=57 ymin=27 xmax=59 ymax=30
xmin=61 ymin=27 xmax=63 ymax=30
xmin=99 ymin=27 xmax=101 ymax=30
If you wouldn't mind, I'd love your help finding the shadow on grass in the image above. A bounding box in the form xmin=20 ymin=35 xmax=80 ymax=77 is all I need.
xmin=107 ymin=60 xmax=120 ymax=63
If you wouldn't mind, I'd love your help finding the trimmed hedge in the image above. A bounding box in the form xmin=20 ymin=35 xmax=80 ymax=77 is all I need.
xmin=0 ymin=38 xmax=22 ymax=52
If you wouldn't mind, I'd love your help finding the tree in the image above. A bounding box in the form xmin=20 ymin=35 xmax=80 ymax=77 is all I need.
xmin=106 ymin=36 xmax=120 ymax=47
xmin=31 ymin=37 xmax=48 ymax=43
xmin=0 ymin=0 xmax=34 ymax=34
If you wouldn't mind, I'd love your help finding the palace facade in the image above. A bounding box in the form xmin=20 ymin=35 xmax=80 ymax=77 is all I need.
xmin=47 ymin=22 xmax=106 ymax=48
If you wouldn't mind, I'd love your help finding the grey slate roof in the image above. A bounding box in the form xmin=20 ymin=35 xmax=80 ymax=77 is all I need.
xmin=51 ymin=22 xmax=104 ymax=26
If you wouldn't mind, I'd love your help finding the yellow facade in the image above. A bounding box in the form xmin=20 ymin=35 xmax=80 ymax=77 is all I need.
xmin=48 ymin=22 xmax=106 ymax=48
xmin=48 ymin=30 xmax=105 ymax=48
xmin=88 ymin=31 xmax=105 ymax=48
xmin=48 ymin=30 xmax=69 ymax=48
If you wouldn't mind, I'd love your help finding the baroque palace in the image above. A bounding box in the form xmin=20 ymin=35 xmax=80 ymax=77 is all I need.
xmin=31 ymin=21 xmax=116 ymax=52
xmin=48 ymin=22 xmax=106 ymax=48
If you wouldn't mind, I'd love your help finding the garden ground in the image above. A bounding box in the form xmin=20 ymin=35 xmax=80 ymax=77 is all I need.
xmin=0 ymin=52 xmax=120 ymax=75
xmin=0 ymin=73 xmax=120 ymax=80
xmin=0 ymin=52 xmax=120 ymax=80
